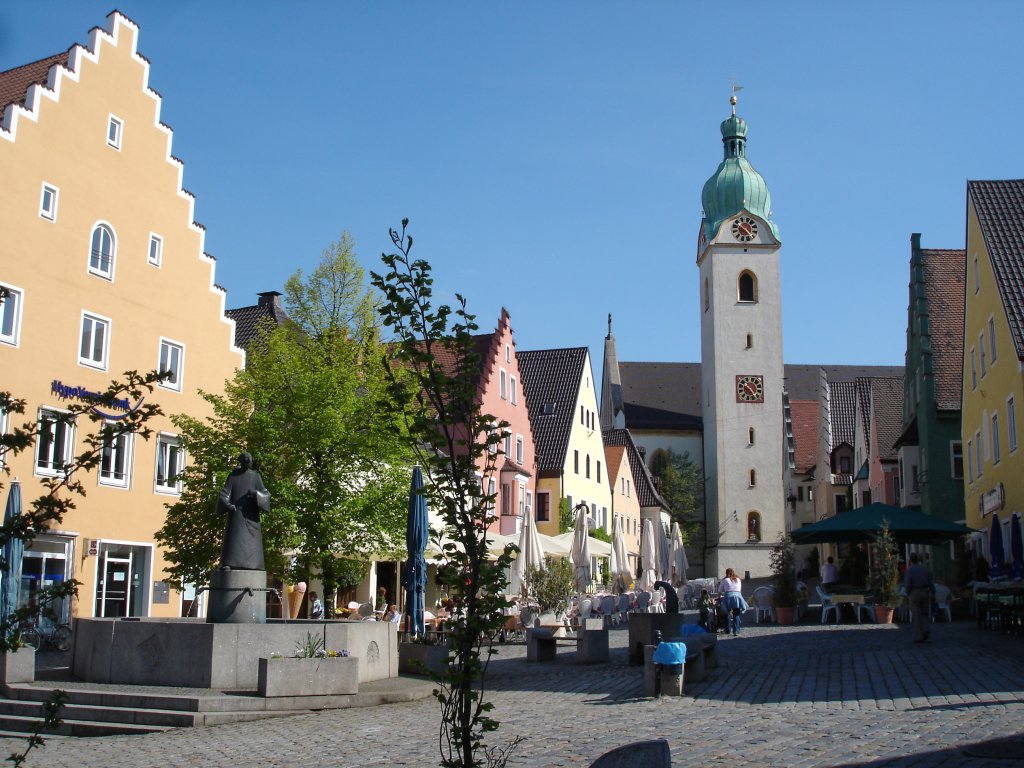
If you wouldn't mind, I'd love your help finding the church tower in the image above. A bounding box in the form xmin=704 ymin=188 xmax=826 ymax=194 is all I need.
xmin=697 ymin=92 xmax=785 ymax=578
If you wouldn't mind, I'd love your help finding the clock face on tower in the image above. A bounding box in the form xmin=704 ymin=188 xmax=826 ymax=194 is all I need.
xmin=731 ymin=215 xmax=758 ymax=243
xmin=736 ymin=375 xmax=764 ymax=403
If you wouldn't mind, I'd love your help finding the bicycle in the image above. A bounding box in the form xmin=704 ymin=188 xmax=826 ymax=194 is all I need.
xmin=18 ymin=618 xmax=72 ymax=652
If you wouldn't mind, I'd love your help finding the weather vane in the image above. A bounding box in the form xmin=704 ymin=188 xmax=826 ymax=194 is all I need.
xmin=730 ymin=77 xmax=743 ymax=115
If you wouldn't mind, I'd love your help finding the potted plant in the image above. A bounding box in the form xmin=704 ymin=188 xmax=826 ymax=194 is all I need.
xmin=257 ymin=631 xmax=357 ymax=697
xmin=770 ymin=532 xmax=798 ymax=624
xmin=870 ymin=521 xmax=901 ymax=623
xmin=527 ymin=558 xmax=574 ymax=626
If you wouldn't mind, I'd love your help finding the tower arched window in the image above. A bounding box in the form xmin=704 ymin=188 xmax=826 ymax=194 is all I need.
xmin=746 ymin=333 xmax=753 ymax=349
xmin=748 ymin=469 xmax=757 ymax=487
xmin=747 ymin=511 xmax=762 ymax=542
xmin=738 ymin=271 xmax=757 ymax=303
xmin=703 ymin=278 xmax=709 ymax=312
xmin=89 ymin=223 xmax=116 ymax=279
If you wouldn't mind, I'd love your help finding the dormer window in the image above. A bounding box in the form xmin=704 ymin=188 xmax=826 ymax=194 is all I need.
xmin=542 ymin=402 xmax=555 ymax=416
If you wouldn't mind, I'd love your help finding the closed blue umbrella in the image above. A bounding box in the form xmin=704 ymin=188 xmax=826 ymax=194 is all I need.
xmin=990 ymin=514 xmax=1006 ymax=582
xmin=402 ymin=467 xmax=429 ymax=637
xmin=2 ymin=481 xmax=24 ymax=623
xmin=1012 ymin=514 xmax=1024 ymax=580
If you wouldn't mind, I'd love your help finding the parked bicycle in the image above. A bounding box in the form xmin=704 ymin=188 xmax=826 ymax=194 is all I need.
xmin=18 ymin=617 xmax=72 ymax=652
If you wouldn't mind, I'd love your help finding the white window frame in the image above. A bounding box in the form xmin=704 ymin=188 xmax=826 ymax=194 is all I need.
xmin=976 ymin=430 xmax=983 ymax=477
xmin=0 ymin=406 xmax=8 ymax=471
xmin=98 ymin=422 xmax=133 ymax=489
xmin=107 ymin=114 xmax=123 ymax=150
xmin=35 ymin=407 xmax=74 ymax=478
xmin=505 ymin=344 xmax=511 ymax=363
xmin=950 ymin=441 xmax=963 ymax=480
xmin=89 ymin=221 xmax=116 ymax=280
xmin=158 ymin=337 xmax=184 ymax=392
xmin=155 ymin=433 xmax=185 ymax=494
xmin=515 ymin=434 xmax=524 ymax=464
xmin=989 ymin=317 xmax=997 ymax=364
xmin=967 ymin=438 xmax=974 ymax=483
xmin=39 ymin=183 xmax=58 ymax=221
xmin=502 ymin=431 xmax=511 ymax=457
xmin=510 ymin=376 xmax=518 ymax=405
xmin=973 ymin=254 xmax=980 ymax=294
xmin=148 ymin=233 xmax=163 ymax=267
xmin=1009 ymin=396 xmax=1018 ymax=453
xmin=970 ymin=347 xmax=977 ymax=390
xmin=0 ymin=282 xmax=24 ymax=347
xmin=79 ymin=311 xmax=111 ymax=371
xmin=499 ymin=369 xmax=507 ymax=400
xmin=486 ymin=478 xmax=496 ymax=518
xmin=980 ymin=333 xmax=987 ymax=376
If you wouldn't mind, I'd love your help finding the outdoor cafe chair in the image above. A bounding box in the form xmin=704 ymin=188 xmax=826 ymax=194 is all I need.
xmin=616 ymin=593 xmax=631 ymax=623
xmin=599 ymin=594 xmax=617 ymax=626
xmin=816 ymin=586 xmax=839 ymax=624
xmin=933 ymin=584 xmax=953 ymax=623
xmin=750 ymin=586 xmax=775 ymax=624
xmin=635 ymin=591 xmax=652 ymax=613
xmin=649 ymin=588 xmax=664 ymax=614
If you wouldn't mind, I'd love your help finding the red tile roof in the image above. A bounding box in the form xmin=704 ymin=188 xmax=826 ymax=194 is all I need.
xmin=789 ymin=400 xmax=818 ymax=474
xmin=921 ymin=248 xmax=966 ymax=411
xmin=0 ymin=51 xmax=71 ymax=119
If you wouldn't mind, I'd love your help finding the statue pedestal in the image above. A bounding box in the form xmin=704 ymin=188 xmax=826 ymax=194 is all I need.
xmin=208 ymin=569 xmax=267 ymax=624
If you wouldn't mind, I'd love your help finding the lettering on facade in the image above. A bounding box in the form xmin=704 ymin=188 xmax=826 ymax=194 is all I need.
xmin=980 ymin=483 xmax=1005 ymax=517
xmin=50 ymin=379 xmax=143 ymax=420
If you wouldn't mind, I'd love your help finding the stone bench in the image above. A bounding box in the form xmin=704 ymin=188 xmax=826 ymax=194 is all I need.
xmin=576 ymin=618 xmax=609 ymax=663
xmin=643 ymin=641 xmax=706 ymax=697
xmin=526 ymin=628 xmax=558 ymax=662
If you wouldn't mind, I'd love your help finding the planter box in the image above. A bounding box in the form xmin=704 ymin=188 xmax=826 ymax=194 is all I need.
xmin=257 ymin=656 xmax=359 ymax=697
xmin=399 ymin=641 xmax=450 ymax=676
xmin=0 ymin=648 xmax=35 ymax=684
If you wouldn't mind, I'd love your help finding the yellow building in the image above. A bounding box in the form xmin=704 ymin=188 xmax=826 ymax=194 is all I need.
xmin=0 ymin=13 xmax=243 ymax=620
xmin=962 ymin=180 xmax=1024 ymax=562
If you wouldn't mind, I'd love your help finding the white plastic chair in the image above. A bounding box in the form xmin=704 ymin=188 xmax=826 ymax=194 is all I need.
xmin=816 ymin=585 xmax=839 ymax=624
xmin=649 ymin=589 xmax=664 ymax=614
xmin=635 ymin=591 xmax=651 ymax=613
xmin=750 ymin=586 xmax=775 ymax=624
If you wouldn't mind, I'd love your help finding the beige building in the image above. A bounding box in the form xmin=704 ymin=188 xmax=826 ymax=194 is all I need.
xmin=0 ymin=12 xmax=242 ymax=620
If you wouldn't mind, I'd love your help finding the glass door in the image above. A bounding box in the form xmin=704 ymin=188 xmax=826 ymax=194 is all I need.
xmin=95 ymin=551 xmax=132 ymax=617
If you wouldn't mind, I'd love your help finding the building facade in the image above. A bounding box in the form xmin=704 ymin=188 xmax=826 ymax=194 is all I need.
xmin=0 ymin=13 xmax=243 ymax=620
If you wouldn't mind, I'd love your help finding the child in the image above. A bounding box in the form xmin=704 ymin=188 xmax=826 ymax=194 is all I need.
xmin=698 ymin=588 xmax=714 ymax=631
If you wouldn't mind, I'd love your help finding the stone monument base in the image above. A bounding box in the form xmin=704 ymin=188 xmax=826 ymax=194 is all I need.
xmin=207 ymin=568 xmax=267 ymax=624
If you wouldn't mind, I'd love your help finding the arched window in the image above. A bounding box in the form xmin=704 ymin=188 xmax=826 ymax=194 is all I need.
xmin=748 ymin=427 xmax=755 ymax=445
xmin=746 ymin=333 xmax=753 ymax=349
xmin=738 ymin=271 xmax=757 ymax=302
xmin=747 ymin=511 xmax=762 ymax=542
xmin=749 ymin=469 xmax=757 ymax=487
xmin=90 ymin=223 xmax=116 ymax=279
xmin=703 ymin=278 xmax=709 ymax=312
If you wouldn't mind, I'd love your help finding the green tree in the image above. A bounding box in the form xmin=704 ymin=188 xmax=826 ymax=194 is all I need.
xmin=156 ymin=235 xmax=412 ymax=588
xmin=649 ymin=447 xmax=703 ymax=539
xmin=372 ymin=220 xmax=518 ymax=768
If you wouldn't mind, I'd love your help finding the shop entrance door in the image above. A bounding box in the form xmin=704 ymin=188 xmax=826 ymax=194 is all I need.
xmin=95 ymin=552 xmax=132 ymax=617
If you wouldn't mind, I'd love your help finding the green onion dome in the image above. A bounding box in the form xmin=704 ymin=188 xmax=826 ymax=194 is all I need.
xmin=701 ymin=101 xmax=780 ymax=242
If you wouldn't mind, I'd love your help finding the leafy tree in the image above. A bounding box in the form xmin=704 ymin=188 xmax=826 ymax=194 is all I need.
xmin=649 ymin=447 xmax=703 ymax=540
xmin=557 ymin=497 xmax=572 ymax=534
xmin=0 ymin=370 xmax=164 ymax=765
xmin=156 ymin=235 xmax=412 ymax=588
xmin=372 ymin=220 xmax=519 ymax=768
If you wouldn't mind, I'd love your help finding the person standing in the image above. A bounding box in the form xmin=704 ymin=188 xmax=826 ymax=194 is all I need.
xmin=820 ymin=556 xmax=839 ymax=591
xmin=718 ymin=568 xmax=748 ymax=636
xmin=309 ymin=591 xmax=324 ymax=620
xmin=904 ymin=552 xmax=934 ymax=643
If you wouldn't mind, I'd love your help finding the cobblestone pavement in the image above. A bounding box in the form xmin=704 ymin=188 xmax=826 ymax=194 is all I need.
xmin=10 ymin=618 xmax=1024 ymax=767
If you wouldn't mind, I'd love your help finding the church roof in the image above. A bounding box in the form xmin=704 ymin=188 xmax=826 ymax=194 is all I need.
xmin=968 ymin=180 xmax=1024 ymax=360
xmin=920 ymin=248 xmax=966 ymax=411
xmin=616 ymin=362 xmax=905 ymax=433
xmin=518 ymin=347 xmax=589 ymax=475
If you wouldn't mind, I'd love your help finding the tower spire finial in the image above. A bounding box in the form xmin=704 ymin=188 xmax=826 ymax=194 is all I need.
xmin=608 ymin=313 xmax=613 ymax=337
xmin=730 ymin=78 xmax=743 ymax=116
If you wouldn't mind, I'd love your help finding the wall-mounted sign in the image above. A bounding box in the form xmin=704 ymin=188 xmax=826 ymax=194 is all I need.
xmin=980 ymin=483 xmax=1005 ymax=516
xmin=87 ymin=538 xmax=100 ymax=556
xmin=51 ymin=379 xmax=145 ymax=421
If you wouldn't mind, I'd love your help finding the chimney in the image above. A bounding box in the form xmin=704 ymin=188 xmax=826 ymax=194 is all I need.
xmin=257 ymin=291 xmax=282 ymax=309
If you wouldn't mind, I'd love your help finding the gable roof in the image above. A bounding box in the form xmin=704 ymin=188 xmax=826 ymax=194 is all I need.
xmin=518 ymin=347 xmax=589 ymax=475
xmin=921 ymin=247 xmax=966 ymax=411
xmin=969 ymin=179 xmax=1024 ymax=361
xmin=225 ymin=292 xmax=291 ymax=351
xmin=604 ymin=444 xmax=627 ymax=488
xmin=829 ymin=380 xmax=856 ymax=450
xmin=602 ymin=428 xmax=670 ymax=511
xmin=0 ymin=51 xmax=70 ymax=117
xmin=869 ymin=377 xmax=905 ymax=461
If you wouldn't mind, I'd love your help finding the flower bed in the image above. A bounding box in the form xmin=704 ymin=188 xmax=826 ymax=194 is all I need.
xmin=257 ymin=656 xmax=359 ymax=697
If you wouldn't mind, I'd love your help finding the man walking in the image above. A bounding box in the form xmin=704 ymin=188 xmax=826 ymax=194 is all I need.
xmin=904 ymin=552 xmax=934 ymax=643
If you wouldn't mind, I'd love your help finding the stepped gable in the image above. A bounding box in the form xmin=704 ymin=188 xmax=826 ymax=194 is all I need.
xmin=970 ymin=180 xmax=1024 ymax=359
xmin=518 ymin=347 xmax=588 ymax=476
xmin=921 ymin=248 xmax=966 ymax=411
xmin=602 ymin=428 xmax=670 ymax=511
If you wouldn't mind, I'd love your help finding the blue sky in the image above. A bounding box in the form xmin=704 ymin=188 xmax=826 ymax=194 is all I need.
xmin=3 ymin=2 xmax=1022 ymax=370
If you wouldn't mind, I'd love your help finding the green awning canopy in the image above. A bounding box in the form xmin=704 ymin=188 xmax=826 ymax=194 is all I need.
xmin=791 ymin=502 xmax=974 ymax=546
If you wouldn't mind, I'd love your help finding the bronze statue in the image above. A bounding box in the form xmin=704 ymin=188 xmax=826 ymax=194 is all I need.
xmin=217 ymin=452 xmax=270 ymax=570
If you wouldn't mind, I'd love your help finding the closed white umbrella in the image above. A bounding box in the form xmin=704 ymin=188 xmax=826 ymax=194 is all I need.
xmin=570 ymin=507 xmax=592 ymax=593
xmin=670 ymin=522 xmax=689 ymax=587
xmin=511 ymin=510 xmax=546 ymax=598
xmin=638 ymin=519 xmax=657 ymax=591
xmin=657 ymin=520 xmax=670 ymax=583
xmin=610 ymin=517 xmax=632 ymax=593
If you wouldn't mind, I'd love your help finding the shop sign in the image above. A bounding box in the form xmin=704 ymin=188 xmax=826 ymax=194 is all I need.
xmin=980 ymin=483 xmax=1005 ymax=516
xmin=51 ymin=379 xmax=144 ymax=420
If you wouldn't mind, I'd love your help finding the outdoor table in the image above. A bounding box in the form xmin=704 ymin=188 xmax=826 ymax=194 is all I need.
xmin=830 ymin=593 xmax=871 ymax=623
